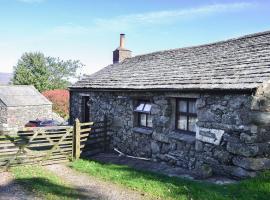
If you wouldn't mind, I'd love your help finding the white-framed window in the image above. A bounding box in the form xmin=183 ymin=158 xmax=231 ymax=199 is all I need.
xmin=134 ymin=101 xmax=153 ymax=128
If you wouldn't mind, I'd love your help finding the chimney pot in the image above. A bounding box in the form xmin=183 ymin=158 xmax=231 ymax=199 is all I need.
xmin=120 ymin=33 xmax=125 ymax=48
xmin=113 ymin=33 xmax=132 ymax=64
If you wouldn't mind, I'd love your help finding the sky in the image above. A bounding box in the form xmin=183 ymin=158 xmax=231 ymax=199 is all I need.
xmin=0 ymin=0 xmax=270 ymax=75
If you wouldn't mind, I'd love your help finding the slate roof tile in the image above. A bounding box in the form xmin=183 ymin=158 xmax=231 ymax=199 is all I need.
xmin=71 ymin=30 xmax=270 ymax=91
xmin=0 ymin=85 xmax=52 ymax=107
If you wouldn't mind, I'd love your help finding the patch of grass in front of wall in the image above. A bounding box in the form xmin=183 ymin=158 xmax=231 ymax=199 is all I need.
xmin=70 ymin=159 xmax=270 ymax=200
xmin=11 ymin=165 xmax=80 ymax=200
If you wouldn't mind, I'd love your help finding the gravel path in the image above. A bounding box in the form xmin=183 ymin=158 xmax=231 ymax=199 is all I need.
xmin=46 ymin=164 xmax=154 ymax=200
xmin=0 ymin=171 xmax=38 ymax=200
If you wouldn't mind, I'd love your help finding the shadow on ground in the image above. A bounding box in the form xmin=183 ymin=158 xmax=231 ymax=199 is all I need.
xmin=2 ymin=177 xmax=94 ymax=200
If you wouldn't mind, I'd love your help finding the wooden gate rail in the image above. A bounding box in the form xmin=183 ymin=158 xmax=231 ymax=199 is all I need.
xmin=0 ymin=116 xmax=110 ymax=171
xmin=0 ymin=126 xmax=73 ymax=170
xmin=73 ymin=116 xmax=110 ymax=159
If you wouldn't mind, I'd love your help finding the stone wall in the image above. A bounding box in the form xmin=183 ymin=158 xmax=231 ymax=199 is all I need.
xmin=0 ymin=100 xmax=7 ymax=124
xmin=70 ymin=89 xmax=270 ymax=179
xmin=6 ymin=105 xmax=53 ymax=128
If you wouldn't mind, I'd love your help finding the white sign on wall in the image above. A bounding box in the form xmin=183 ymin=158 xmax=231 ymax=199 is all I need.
xmin=196 ymin=127 xmax=224 ymax=145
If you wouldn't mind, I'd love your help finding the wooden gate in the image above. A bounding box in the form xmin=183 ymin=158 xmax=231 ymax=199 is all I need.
xmin=0 ymin=117 xmax=110 ymax=171
xmin=0 ymin=126 xmax=73 ymax=171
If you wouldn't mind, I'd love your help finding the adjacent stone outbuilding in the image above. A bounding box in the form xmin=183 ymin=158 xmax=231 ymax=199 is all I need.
xmin=70 ymin=31 xmax=270 ymax=179
xmin=0 ymin=85 xmax=52 ymax=128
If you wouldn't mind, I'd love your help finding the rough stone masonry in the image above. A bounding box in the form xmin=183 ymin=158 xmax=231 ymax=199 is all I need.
xmin=70 ymin=31 xmax=270 ymax=179
xmin=70 ymin=83 xmax=270 ymax=179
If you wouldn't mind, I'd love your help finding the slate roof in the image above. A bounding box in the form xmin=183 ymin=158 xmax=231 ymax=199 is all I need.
xmin=0 ymin=85 xmax=52 ymax=107
xmin=71 ymin=30 xmax=270 ymax=91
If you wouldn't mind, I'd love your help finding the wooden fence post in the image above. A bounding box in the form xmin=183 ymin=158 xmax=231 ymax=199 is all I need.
xmin=73 ymin=118 xmax=81 ymax=159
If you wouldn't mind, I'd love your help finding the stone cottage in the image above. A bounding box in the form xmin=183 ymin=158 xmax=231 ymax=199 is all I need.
xmin=70 ymin=31 xmax=270 ymax=179
xmin=0 ymin=85 xmax=52 ymax=128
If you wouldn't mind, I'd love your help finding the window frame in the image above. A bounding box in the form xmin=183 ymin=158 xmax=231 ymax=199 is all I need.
xmin=134 ymin=100 xmax=153 ymax=129
xmin=175 ymin=98 xmax=197 ymax=134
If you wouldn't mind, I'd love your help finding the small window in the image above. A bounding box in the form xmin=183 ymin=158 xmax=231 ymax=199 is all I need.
xmin=176 ymin=98 xmax=197 ymax=133
xmin=134 ymin=101 xmax=153 ymax=128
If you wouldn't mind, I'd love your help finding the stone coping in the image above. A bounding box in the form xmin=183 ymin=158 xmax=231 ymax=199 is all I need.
xmin=168 ymin=132 xmax=196 ymax=144
xmin=132 ymin=127 xmax=153 ymax=135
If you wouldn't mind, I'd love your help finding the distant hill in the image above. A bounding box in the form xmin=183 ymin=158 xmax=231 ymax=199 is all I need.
xmin=0 ymin=72 xmax=12 ymax=85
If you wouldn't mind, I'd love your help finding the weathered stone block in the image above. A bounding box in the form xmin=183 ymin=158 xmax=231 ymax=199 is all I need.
xmin=232 ymin=156 xmax=270 ymax=171
xmin=224 ymin=165 xmax=257 ymax=179
xmin=169 ymin=133 xmax=196 ymax=144
xmin=250 ymin=125 xmax=258 ymax=134
xmin=240 ymin=133 xmax=257 ymax=143
xmin=250 ymin=111 xmax=270 ymax=125
xmin=152 ymin=132 xmax=170 ymax=143
xmin=151 ymin=104 xmax=160 ymax=115
xmin=228 ymin=97 xmax=245 ymax=109
xmin=223 ymin=133 xmax=241 ymax=143
xmin=161 ymin=143 xmax=171 ymax=154
xmin=226 ymin=142 xmax=259 ymax=157
xmin=154 ymin=99 xmax=168 ymax=106
xmin=151 ymin=141 xmax=160 ymax=154
xmin=222 ymin=113 xmax=237 ymax=125
xmin=159 ymin=116 xmax=170 ymax=126
xmin=195 ymin=140 xmax=203 ymax=152
xmin=251 ymin=96 xmax=260 ymax=110
xmin=197 ymin=110 xmax=221 ymax=123
xmin=194 ymin=164 xmax=213 ymax=179
xmin=196 ymin=98 xmax=206 ymax=108
xmin=213 ymin=150 xmax=232 ymax=164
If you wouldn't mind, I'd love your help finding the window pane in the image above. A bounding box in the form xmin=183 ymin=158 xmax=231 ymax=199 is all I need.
xmin=135 ymin=103 xmax=145 ymax=112
xmin=144 ymin=104 xmax=152 ymax=112
xmin=188 ymin=116 xmax=197 ymax=132
xmin=140 ymin=113 xmax=147 ymax=126
xmin=177 ymin=115 xmax=187 ymax=130
xmin=189 ymin=101 xmax=196 ymax=114
xmin=147 ymin=114 xmax=153 ymax=128
xmin=178 ymin=100 xmax=187 ymax=112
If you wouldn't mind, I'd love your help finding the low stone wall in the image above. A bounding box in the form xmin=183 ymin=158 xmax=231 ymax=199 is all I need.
xmin=0 ymin=100 xmax=7 ymax=125
xmin=7 ymin=105 xmax=53 ymax=128
xmin=70 ymin=88 xmax=270 ymax=179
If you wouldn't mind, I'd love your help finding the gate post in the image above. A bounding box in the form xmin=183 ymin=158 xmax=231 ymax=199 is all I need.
xmin=73 ymin=118 xmax=81 ymax=159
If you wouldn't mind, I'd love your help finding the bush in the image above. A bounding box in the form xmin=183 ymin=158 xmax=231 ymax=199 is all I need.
xmin=42 ymin=89 xmax=69 ymax=119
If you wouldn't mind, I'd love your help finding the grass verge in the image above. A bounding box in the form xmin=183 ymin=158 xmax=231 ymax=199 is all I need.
xmin=71 ymin=159 xmax=270 ymax=200
xmin=11 ymin=165 xmax=80 ymax=200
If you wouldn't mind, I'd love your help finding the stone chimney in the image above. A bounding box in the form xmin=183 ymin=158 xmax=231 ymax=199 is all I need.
xmin=113 ymin=34 xmax=132 ymax=64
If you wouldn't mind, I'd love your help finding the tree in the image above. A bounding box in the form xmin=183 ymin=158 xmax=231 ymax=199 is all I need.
xmin=42 ymin=89 xmax=69 ymax=119
xmin=12 ymin=52 xmax=84 ymax=92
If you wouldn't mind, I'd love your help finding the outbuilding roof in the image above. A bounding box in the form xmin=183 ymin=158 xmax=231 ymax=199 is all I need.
xmin=71 ymin=30 xmax=270 ymax=91
xmin=0 ymin=85 xmax=52 ymax=107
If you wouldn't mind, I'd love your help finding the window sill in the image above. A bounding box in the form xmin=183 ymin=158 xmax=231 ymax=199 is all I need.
xmin=168 ymin=131 xmax=196 ymax=144
xmin=132 ymin=127 xmax=153 ymax=135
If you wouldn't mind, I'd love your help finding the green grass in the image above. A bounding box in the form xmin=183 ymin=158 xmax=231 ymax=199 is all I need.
xmin=71 ymin=159 xmax=270 ymax=200
xmin=11 ymin=165 xmax=82 ymax=200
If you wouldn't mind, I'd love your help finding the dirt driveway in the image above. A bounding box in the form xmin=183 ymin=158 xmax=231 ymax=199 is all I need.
xmin=45 ymin=164 xmax=154 ymax=200
xmin=0 ymin=164 xmax=155 ymax=200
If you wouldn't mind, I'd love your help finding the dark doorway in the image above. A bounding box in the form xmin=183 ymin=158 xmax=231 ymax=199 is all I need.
xmin=82 ymin=96 xmax=90 ymax=122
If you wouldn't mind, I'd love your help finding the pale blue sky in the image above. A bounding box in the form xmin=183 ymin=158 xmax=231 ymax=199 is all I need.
xmin=0 ymin=0 xmax=270 ymax=74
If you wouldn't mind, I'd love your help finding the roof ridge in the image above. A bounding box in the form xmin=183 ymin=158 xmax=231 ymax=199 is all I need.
xmin=124 ymin=30 xmax=270 ymax=61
